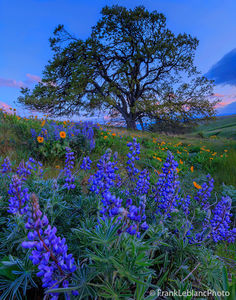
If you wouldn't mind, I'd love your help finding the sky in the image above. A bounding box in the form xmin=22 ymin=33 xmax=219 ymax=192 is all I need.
xmin=0 ymin=0 xmax=236 ymax=115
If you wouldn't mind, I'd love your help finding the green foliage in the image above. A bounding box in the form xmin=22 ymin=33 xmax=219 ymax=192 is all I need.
xmin=0 ymin=255 xmax=38 ymax=300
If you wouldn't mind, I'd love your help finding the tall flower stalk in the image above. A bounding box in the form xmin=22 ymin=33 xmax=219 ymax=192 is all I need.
xmin=22 ymin=194 xmax=78 ymax=299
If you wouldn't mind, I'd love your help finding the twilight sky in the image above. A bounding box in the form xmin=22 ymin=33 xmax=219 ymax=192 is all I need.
xmin=0 ymin=0 xmax=236 ymax=115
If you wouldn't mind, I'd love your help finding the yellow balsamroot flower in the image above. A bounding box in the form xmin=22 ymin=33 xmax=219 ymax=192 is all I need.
xmin=55 ymin=165 xmax=60 ymax=169
xmin=193 ymin=181 xmax=202 ymax=189
xmin=41 ymin=120 xmax=46 ymax=127
xmin=179 ymin=159 xmax=183 ymax=165
xmin=112 ymin=133 xmax=116 ymax=136
xmin=190 ymin=166 xmax=194 ymax=172
xmin=37 ymin=136 xmax=44 ymax=143
xmin=104 ymin=135 xmax=108 ymax=139
xmin=224 ymin=149 xmax=228 ymax=152
xmin=60 ymin=131 xmax=66 ymax=139
xmin=156 ymin=157 xmax=162 ymax=162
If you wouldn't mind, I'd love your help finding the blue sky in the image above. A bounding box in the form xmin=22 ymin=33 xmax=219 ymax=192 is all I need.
xmin=0 ymin=0 xmax=236 ymax=114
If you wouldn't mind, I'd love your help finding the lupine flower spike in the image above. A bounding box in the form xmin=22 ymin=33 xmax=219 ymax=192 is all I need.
xmin=22 ymin=194 xmax=78 ymax=299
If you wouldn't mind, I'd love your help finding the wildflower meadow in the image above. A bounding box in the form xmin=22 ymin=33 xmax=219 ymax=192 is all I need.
xmin=0 ymin=108 xmax=235 ymax=299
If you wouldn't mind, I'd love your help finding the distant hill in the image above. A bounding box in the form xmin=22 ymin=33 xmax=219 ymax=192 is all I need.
xmin=194 ymin=114 xmax=236 ymax=139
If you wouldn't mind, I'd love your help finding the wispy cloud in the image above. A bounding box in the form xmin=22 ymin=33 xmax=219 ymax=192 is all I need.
xmin=0 ymin=74 xmax=41 ymax=89
xmin=212 ymin=92 xmax=236 ymax=108
xmin=0 ymin=78 xmax=26 ymax=88
xmin=25 ymin=73 xmax=41 ymax=84
xmin=205 ymin=48 xmax=236 ymax=86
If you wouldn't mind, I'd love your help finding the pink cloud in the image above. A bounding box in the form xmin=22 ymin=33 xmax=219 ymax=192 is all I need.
xmin=0 ymin=78 xmax=26 ymax=88
xmin=215 ymin=101 xmax=228 ymax=108
xmin=26 ymin=73 xmax=41 ymax=83
xmin=212 ymin=92 xmax=236 ymax=108
xmin=0 ymin=74 xmax=41 ymax=89
xmin=213 ymin=93 xmax=225 ymax=98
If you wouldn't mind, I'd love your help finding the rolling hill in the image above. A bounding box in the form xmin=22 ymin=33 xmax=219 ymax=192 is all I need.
xmin=194 ymin=114 xmax=236 ymax=139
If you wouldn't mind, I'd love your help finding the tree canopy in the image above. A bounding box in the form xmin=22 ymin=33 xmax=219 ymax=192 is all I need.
xmin=18 ymin=5 xmax=219 ymax=129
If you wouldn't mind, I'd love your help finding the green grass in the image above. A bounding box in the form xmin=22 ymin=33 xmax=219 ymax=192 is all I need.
xmin=193 ymin=114 xmax=236 ymax=139
xmin=0 ymin=111 xmax=236 ymax=187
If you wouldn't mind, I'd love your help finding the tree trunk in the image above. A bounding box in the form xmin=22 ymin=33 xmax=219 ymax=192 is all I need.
xmin=126 ymin=118 xmax=136 ymax=130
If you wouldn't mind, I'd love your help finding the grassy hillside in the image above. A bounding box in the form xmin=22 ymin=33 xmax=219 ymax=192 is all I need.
xmin=0 ymin=109 xmax=235 ymax=299
xmin=193 ymin=114 xmax=236 ymax=139
xmin=1 ymin=110 xmax=235 ymax=186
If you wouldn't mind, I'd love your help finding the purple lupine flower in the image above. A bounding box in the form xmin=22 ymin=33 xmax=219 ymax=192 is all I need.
xmin=179 ymin=195 xmax=191 ymax=215
xmin=209 ymin=196 xmax=236 ymax=243
xmin=88 ymin=146 xmax=148 ymax=237
xmin=0 ymin=157 xmax=12 ymax=174
xmin=190 ymin=195 xmax=236 ymax=244
xmin=16 ymin=158 xmax=37 ymax=181
xmin=80 ymin=156 xmax=92 ymax=171
xmin=153 ymin=152 xmax=180 ymax=217
xmin=126 ymin=139 xmax=140 ymax=177
xmin=194 ymin=175 xmax=214 ymax=209
xmin=22 ymin=194 xmax=78 ymax=298
xmin=98 ymin=191 xmax=148 ymax=238
xmin=134 ymin=169 xmax=150 ymax=196
xmin=30 ymin=128 xmax=37 ymax=139
xmin=126 ymin=199 xmax=148 ymax=237
xmin=100 ymin=191 xmax=123 ymax=218
xmin=31 ymin=120 xmax=96 ymax=151
xmin=8 ymin=175 xmax=29 ymax=215
xmin=63 ymin=147 xmax=76 ymax=190
xmin=88 ymin=150 xmax=120 ymax=194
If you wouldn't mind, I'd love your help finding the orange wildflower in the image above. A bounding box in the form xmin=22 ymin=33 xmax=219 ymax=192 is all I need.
xmin=193 ymin=181 xmax=202 ymax=189
xmin=190 ymin=166 xmax=194 ymax=172
xmin=37 ymin=136 xmax=44 ymax=143
xmin=59 ymin=131 xmax=66 ymax=139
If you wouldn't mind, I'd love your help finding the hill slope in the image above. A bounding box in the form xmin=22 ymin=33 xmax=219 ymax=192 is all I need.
xmin=194 ymin=114 xmax=236 ymax=139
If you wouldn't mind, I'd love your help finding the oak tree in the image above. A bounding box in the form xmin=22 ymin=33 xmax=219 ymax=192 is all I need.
xmin=18 ymin=5 xmax=218 ymax=129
